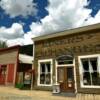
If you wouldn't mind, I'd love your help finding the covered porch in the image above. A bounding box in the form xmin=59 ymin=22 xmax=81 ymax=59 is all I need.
xmin=16 ymin=54 xmax=34 ymax=89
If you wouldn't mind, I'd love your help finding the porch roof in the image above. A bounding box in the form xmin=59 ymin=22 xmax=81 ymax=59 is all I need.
xmin=19 ymin=54 xmax=33 ymax=64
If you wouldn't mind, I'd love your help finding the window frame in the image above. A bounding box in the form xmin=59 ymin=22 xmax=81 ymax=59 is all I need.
xmin=38 ymin=59 xmax=53 ymax=86
xmin=78 ymin=54 xmax=100 ymax=88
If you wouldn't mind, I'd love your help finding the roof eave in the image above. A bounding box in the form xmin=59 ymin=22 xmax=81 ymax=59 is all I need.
xmin=32 ymin=23 xmax=100 ymax=42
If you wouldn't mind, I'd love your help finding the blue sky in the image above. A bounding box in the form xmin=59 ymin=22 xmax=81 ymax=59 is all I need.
xmin=0 ymin=0 xmax=100 ymax=46
xmin=0 ymin=0 xmax=49 ymax=32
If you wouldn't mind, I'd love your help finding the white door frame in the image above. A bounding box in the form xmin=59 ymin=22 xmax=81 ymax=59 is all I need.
xmin=55 ymin=58 xmax=77 ymax=93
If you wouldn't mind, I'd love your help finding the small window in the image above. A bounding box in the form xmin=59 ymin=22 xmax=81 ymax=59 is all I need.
xmin=58 ymin=60 xmax=73 ymax=65
xmin=57 ymin=55 xmax=73 ymax=65
xmin=1 ymin=65 xmax=7 ymax=75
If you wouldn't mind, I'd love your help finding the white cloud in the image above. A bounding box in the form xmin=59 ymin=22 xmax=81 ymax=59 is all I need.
xmin=83 ymin=11 xmax=100 ymax=25
xmin=0 ymin=23 xmax=24 ymax=39
xmin=0 ymin=22 xmax=34 ymax=46
xmin=6 ymin=31 xmax=34 ymax=46
xmin=23 ymin=31 xmax=34 ymax=45
xmin=6 ymin=38 xmax=24 ymax=47
xmin=30 ymin=0 xmax=92 ymax=36
xmin=1 ymin=0 xmax=100 ymax=46
xmin=0 ymin=23 xmax=29 ymax=46
xmin=30 ymin=0 xmax=100 ymax=37
xmin=0 ymin=0 xmax=37 ymax=18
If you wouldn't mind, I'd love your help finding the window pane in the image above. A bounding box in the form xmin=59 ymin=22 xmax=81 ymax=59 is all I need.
xmin=90 ymin=58 xmax=97 ymax=71
xmin=45 ymin=74 xmax=51 ymax=84
xmin=46 ymin=63 xmax=50 ymax=72
xmin=81 ymin=59 xmax=89 ymax=71
xmin=92 ymin=72 xmax=100 ymax=85
xmin=58 ymin=60 xmax=73 ymax=65
xmin=67 ymin=68 xmax=74 ymax=81
xmin=83 ymin=72 xmax=91 ymax=85
xmin=40 ymin=74 xmax=45 ymax=84
xmin=58 ymin=68 xmax=64 ymax=82
xmin=40 ymin=63 xmax=45 ymax=72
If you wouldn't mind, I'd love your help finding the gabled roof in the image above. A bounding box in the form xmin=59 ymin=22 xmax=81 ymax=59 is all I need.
xmin=32 ymin=23 xmax=100 ymax=41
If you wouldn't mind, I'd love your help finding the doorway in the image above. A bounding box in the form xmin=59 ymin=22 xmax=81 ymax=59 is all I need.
xmin=56 ymin=55 xmax=76 ymax=93
xmin=57 ymin=67 xmax=75 ymax=92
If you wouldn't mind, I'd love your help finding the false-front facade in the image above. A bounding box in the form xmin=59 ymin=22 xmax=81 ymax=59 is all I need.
xmin=33 ymin=23 xmax=100 ymax=94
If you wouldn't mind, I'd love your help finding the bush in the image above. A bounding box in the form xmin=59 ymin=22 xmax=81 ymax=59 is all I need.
xmin=15 ymin=83 xmax=24 ymax=89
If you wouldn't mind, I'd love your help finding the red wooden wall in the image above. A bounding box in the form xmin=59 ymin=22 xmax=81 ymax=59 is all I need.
xmin=7 ymin=64 xmax=15 ymax=83
xmin=0 ymin=64 xmax=15 ymax=85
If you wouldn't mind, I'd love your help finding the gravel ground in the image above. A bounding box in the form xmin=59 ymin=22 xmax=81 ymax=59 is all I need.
xmin=0 ymin=86 xmax=100 ymax=100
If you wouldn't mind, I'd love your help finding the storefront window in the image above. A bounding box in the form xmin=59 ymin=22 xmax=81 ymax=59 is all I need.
xmin=79 ymin=55 xmax=100 ymax=87
xmin=38 ymin=59 xmax=52 ymax=86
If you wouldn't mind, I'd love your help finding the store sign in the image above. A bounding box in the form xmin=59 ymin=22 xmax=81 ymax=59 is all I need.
xmin=24 ymin=72 xmax=31 ymax=84
xmin=35 ymin=33 xmax=100 ymax=58
xmin=42 ymin=33 xmax=95 ymax=47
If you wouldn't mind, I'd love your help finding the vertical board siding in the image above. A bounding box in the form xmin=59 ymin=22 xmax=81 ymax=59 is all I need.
xmin=7 ymin=64 xmax=15 ymax=84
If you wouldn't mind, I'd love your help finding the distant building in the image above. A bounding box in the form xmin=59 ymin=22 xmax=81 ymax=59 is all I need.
xmin=32 ymin=23 xmax=100 ymax=95
xmin=0 ymin=45 xmax=33 ymax=89
xmin=0 ymin=45 xmax=19 ymax=86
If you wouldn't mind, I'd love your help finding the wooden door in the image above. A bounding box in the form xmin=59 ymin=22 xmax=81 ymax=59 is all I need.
xmin=7 ymin=64 xmax=15 ymax=84
xmin=57 ymin=67 xmax=75 ymax=92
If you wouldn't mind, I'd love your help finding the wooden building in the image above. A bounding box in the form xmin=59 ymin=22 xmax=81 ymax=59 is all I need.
xmin=0 ymin=45 xmax=33 ymax=88
xmin=0 ymin=45 xmax=19 ymax=86
xmin=32 ymin=23 xmax=100 ymax=94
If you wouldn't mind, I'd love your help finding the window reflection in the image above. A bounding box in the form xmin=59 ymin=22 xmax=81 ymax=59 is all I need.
xmin=40 ymin=62 xmax=51 ymax=85
xmin=81 ymin=57 xmax=100 ymax=86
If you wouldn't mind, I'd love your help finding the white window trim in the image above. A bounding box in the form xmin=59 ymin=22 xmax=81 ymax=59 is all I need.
xmin=38 ymin=59 xmax=53 ymax=86
xmin=78 ymin=54 xmax=100 ymax=88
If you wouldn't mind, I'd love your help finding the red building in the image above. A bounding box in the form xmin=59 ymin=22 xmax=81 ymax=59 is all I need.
xmin=0 ymin=45 xmax=19 ymax=86
xmin=0 ymin=45 xmax=33 ymax=88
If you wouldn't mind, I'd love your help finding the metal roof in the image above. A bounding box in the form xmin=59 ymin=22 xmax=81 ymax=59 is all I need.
xmin=19 ymin=54 xmax=33 ymax=64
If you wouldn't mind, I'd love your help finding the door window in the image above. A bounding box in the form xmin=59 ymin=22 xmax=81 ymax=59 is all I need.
xmin=58 ymin=68 xmax=64 ymax=82
xmin=67 ymin=68 xmax=74 ymax=82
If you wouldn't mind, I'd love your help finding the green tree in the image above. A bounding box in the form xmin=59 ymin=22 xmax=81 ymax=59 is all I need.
xmin=0 ymin=41 xmax=7 ymax=48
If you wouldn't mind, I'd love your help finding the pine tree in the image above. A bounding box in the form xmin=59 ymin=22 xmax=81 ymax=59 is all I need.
xmin=0 ymin=41 xmax=7 ymax=48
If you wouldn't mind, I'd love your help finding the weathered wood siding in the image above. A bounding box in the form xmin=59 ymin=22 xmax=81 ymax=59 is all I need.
xmin=0 ymin=50 xmax=18 ymax=65
xmin=34 ymin=28 xmax=100 ymax=93
xmin=0 ymin=48 xmax=19 ymax=86
xmin=35 ymin=30 xmax=100 ymax=59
